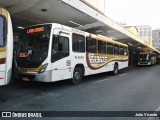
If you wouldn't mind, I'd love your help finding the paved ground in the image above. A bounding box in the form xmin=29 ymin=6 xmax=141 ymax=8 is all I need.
xmin=1 ymin=65 xmax=160 ymax=120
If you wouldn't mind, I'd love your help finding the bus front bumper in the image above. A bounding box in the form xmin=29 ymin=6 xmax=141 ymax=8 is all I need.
xmin=138 ymin=61 xmax=151 ymax=65
xmin=16 ymin=71 xmax=52 ymax=82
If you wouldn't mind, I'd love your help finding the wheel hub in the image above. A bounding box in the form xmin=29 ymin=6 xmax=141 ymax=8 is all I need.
xmin=74 ymin=72 xmax=80 ymax=80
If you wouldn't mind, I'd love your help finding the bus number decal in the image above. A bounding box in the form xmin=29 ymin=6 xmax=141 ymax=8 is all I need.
xmin=75 ymin=56 xmax=84 ymax=59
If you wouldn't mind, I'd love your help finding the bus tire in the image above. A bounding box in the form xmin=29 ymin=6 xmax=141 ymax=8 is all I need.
xmin=71 ymin=67 xmax=82 ymax=85
xmin=112 ymin=64 xmax=118 ymax=75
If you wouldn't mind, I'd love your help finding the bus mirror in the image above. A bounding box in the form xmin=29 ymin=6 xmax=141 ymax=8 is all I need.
xmin=59 ymin=31 xmax=62 ymax=35
xmin=28 ymin=50 xmax=33 ymax=55
xmin=58 ymin=31 xmax=70 ymax=35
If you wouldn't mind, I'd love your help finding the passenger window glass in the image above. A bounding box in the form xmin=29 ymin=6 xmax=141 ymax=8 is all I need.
xmin=124 ymin=47 xmax=128 ymax=55
xmin=107 ymin=43 xmax=113 ymax=54
xmin=86 ymin=37 xmax=97 ymax=53
xmin=114 ymin=45 xmax=119 ymax=55
xmin=98 ymin=40 xmax=106 ymax=54
xmin=72 ymin=33 xmax=85 ymax=53
xmin=52 ymin=35 xmax=69 ymax=62
xmin=0 ymin=16 xmax=6 ymax=47
xmin=119 ymin=46 xmax=124 ymax=55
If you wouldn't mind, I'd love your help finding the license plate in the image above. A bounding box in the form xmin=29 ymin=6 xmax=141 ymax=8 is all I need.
xmin=22 ymin=77 xmax=29 ymax=81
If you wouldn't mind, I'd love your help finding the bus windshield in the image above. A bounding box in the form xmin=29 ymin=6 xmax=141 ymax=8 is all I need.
xmin=17 ymin=24 xmax=52 ymax=64
xmin=138 ymin=54 xmax=150 ymax=61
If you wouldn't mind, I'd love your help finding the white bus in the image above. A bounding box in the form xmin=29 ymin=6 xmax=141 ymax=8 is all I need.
xmin=15 ymin=23 xmax=128 ymax=84
xmin=0 ymin=8 xmax=13 ymax=85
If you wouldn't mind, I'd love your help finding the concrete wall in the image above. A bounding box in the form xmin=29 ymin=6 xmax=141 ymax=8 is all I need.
xmin=125 ymin=26 xmax=138 ymax=36
xmin=82 ymin=0 xmax=105 ymax=13
xmin=152 ymin=30 xmax=160 ymax=50
xmin=136 ymin=26 xmax=153 ymax=46
xmin=139 ymin=36 xmax=153 ymax=46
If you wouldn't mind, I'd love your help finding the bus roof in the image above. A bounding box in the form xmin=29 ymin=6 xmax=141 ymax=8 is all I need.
xmin=22 ymin=23 xmax=128 ymax=47
xmin=96 ymin=35 xmax=128 ymax=47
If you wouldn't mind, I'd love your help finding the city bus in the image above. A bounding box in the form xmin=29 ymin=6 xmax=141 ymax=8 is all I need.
xmin=137 ymin=51 xmax=156 ymax=66
xmin=156 ymin=55 xmax=160 ymax=64
xmin=15 ymin=23 xmax=128 ymax=84
xmin=0 ymin=8 xmax=13 ymax=85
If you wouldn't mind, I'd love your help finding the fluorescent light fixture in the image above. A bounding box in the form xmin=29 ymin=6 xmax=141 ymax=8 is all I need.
xmin=69 ymin=20 xmax=87 ymax=28
xmin=138 ymin=47 xmax=141 ymax=49
xmin=109 ymin=36 xmax=117 ymax=40
xmin=95 ymin=30 xmax=103 ymax=34
xmin=128 ymin=43 xmax=133 ymax=46
xmin=17 ymin=26 xmax=24 ymax=29
xmin=59 ymin=0 xmax=62 ymax=2
xmin=107 ymin=30 xmax=114 ymax=33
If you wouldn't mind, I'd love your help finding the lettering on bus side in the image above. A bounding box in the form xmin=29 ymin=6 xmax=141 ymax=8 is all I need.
xmin=86 ymin=53 xmax=109 ymax=70
xmin=90 ymin=55 xmax=107 ymax=64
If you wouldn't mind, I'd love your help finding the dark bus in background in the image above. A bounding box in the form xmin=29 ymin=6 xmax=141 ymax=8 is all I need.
xmin=137 ymin=52 xmax=156 ymax=66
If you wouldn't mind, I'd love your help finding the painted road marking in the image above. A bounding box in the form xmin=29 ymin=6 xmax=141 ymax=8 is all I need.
xmin=119 ymin=73 xmax=128 ymax=77
xmin=94 ymin=73 xmax=128 ymax=83
xmin=94 ymin=79 xmax=109 ymax=83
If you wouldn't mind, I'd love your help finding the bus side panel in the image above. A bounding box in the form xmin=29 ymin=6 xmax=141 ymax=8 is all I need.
xmin=0 ymin=8 xmax=13 ymax=85
xmin=118 ymin=61 xmax=128 ymax=69
xmin=51 ymin=29 xmax=72 ymax=82
xmin=88 ymin=61 xmax=127 ymax=74
xmin=0 ymin=64 xmax=6 ymax=85
xmin=99 ymin=61 xmax=114 ymax=73
xmin=51 ymin=57 xmax=72 ymax=82
xmin=85 ymin=54 xmax=128 ymax=75
xmin=6 ymin=12 xmax=13 ymax=84
xmin=120 ymin=55 xmax=129 ymax=69
xmin=71 ymin=53 xmax=87 ymax=77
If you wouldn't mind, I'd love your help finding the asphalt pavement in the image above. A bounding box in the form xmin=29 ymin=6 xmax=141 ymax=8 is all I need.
xmin=1 ymin=65 xmax=160 ymax=120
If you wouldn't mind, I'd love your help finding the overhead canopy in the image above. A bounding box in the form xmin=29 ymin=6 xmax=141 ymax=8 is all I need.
xmin=0 ymin=0 xmax=159 ymax=53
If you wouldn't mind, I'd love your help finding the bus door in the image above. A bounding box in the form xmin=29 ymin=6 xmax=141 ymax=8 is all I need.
xmin=0 ymin=14 xmax=7 ymax=85
xmin=51 ymin=31 xmax=71 ymax=81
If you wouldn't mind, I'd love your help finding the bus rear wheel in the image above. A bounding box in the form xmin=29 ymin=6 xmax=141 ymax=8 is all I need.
xmin=71 ymin=67 xmax=82 ymax=85
xmin=112 ymin=64 xmax=118 ymax=75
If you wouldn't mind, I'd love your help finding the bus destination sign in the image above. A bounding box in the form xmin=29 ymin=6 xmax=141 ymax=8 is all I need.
xmin=27 ymin=27 xmax=44 ymax=34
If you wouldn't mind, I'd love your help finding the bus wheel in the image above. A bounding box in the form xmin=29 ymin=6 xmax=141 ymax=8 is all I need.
xmin=71 ymin=67 xmax=82 ymax=85
xmin=112 ymin=64 xmax=118 ymax=75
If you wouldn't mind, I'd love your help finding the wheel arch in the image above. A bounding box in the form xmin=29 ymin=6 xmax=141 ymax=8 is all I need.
xmin=115 ymin=62 xmax=119 ymax=69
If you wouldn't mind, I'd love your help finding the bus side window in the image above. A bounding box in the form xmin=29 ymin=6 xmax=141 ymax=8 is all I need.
xmin=107 ymin=43 xmax=113 ymax=54
xmin=72 ymin=33 xmax=85 ymax=53
xmin=51 ymin=35 xmax=69 ymax=62
xmin=119 ymin=46 xmax=124 ymax=55
xmin=0 ymin=16 xmax=6 ymax=47
xmin=98 ymin=40 xmax=106 ymax=54
xmin=86 ymin=37 xmax=97 ymax=53
xmin=114 ymin=45 xmax=119 ymax=55
xmin=124 ymin=47 xmax=128 ymax=55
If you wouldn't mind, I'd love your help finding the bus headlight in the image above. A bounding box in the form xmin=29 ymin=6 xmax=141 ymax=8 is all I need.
xmin=38 ymin=63 xmax=48 ymax=74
